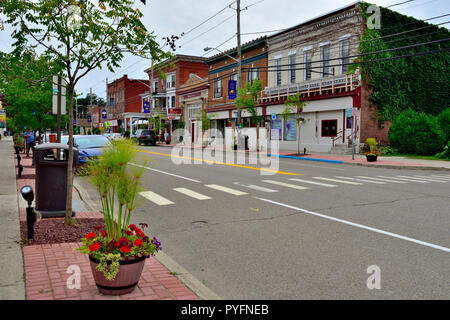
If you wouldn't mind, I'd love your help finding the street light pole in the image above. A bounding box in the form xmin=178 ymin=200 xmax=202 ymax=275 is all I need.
xmin=236 ymin=0 xmax=242 ymax=127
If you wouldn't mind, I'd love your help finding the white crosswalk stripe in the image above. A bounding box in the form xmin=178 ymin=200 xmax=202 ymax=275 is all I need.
xmin=288 ymin=178 xmax=337 ymax=187
xmin=173 ymin=188 xmax=211 ymax=200
xmin=396 ymin=175 xmax=447 ymax=183
xmin=355 ymin=176 xmax=408 ymax=184
xmin=412 ymin=175 xmax=450 ymax=182
xmin=335 ymin=176 xmax=386 ymax=184
xmin=430 ymin=175 xmax=450 ymax=180
xmin=262 ymin=180 xmax=309 ymax=190
xmin=377 ymin=176 xmax=429 ymax=183
xmin=205 ymin=184 xmax=248 ymax=196
xmin=233 ymin=182 xmax=278 ymax=193
xmin=139 ymin=191 xmax=175 ymax=206
xmin=312 ymin=177 xmax=363 ymax=185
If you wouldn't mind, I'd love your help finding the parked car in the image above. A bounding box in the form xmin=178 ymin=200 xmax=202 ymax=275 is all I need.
xmin=133 ymin=129 xmax=157 ymax=146
xmin=60 ymin=135 xmax=111 ymax=165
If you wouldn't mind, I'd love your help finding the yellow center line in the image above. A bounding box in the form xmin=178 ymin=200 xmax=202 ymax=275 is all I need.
xmin=137 ymin=149 xmax=304 ymax=176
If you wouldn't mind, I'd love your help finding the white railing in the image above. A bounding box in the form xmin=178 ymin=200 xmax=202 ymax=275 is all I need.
xmin=260 ymin=73 xmax=360 ymax=102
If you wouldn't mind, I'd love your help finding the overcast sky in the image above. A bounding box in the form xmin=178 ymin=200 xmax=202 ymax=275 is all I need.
xmin=1 ymin=0 xmax=449 ymax=98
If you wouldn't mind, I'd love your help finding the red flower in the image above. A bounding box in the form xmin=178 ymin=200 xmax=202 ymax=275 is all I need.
xmin=114 ymin=242 xmax=121 ymax=247
xmin=120 ymin=246 xmax=131 ymax=253
xmin=101 ymin=230 xmax=107 ymax=237
xmin=135 ymin=229 xmax=144 ymax=238
xmin=126 ymin=230 xmax=133 ymax=236
xmin=89 ymin=243 xmax=100 ymax=251
xmin=134 ymin=239 xmax=143 ymax=247
xmin=86 ymin=232 xmax=96 ymax=240
xmin=129 ymin=224 xmax=137 ymax=230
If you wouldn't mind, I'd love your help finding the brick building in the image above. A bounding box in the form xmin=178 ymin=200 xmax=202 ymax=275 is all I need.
xmin=106 ymin=75 xmax=150 ymax=132
xmin=205 ymin=37 xmax=268 ymax=139
xmin=142 ymin=55 xmax=209 ymax=133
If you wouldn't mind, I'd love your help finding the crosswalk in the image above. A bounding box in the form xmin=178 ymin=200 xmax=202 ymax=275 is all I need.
xmin=138 ymin=174 xmax=450 ymax=206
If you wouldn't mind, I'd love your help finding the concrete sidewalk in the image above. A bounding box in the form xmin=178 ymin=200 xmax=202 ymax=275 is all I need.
xmin=0 ymin=136 xmax=25 ymax=300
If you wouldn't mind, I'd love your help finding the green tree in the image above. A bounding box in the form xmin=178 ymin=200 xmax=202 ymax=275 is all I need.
xmin=437 ymin=108 xmax=450 ymax=143
xmin=235 ymin=80 xmax=263 ymax=150
xmin=0 ymin=50 xmax=66 ymax=140
xmin=1 ymin=0 xmax=169 ymax=224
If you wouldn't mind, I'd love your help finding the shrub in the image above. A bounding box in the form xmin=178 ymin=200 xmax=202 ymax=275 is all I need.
xmin=436 ymin=142 xmax=450 ymax=159
xmin=388 ymin=109 xmax=446 ymax=155
xmin=378 ymin=146 xmax=399 ymax=156
xmin=437 ymin=108 xmax=450 ymax=142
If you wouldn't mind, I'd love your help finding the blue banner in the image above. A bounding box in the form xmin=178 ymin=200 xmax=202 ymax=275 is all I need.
xmin=102 ymin=109 xmax=107 ymax=119
xmin=228 ymin=80 xmax=237 ymax=100
xmin=143 ymin=101 xmax=150 ymax=113
xmin=87 ymin=115 xmax=92 ymax=123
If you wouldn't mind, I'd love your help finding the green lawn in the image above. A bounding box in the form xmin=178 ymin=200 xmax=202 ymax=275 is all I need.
xmin=382 ymin=154 xmax=450 ymax=161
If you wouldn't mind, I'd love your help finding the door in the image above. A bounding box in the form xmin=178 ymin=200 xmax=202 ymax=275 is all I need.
xmin=191 ymin=122 xmax=195 ymax=143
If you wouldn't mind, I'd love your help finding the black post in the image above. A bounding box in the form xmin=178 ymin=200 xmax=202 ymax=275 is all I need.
xmin=26 ymin=205 xmax=35 ymax=239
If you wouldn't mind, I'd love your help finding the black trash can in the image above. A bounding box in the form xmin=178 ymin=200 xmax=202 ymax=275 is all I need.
xmin=34 ymin=143 xmax=78 ymax=218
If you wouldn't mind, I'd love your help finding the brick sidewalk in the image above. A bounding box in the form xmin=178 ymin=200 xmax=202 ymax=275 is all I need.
xmin=15 ymin=151 xmax=199 ymax=300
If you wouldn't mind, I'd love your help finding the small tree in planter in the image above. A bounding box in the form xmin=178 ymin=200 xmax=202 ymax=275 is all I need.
xmin=77 ymin=139 xmax=161 ymax=295
xmin=365 ymin=138 xmax=379 ymax=162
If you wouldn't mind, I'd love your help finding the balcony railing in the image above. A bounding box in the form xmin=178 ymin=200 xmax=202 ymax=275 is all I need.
xmin=259 ymin=73 xmax=361 ymax=103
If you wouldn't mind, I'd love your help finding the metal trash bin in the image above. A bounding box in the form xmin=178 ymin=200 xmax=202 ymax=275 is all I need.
xmin=34 ymin=143 xmax=78 ymax=218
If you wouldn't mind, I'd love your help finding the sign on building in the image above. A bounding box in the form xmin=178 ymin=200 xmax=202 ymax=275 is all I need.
xmin=52 ymin=76 xmax=67 ymax=115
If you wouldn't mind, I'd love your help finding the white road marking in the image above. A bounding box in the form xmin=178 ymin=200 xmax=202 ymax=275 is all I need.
xmin=378 ymin=176 xmax=429 ymax=183
xmin=205 ymin=184 xmax=248 ymax=196
xmin=262 ymin=180 xmax=309 ymax=190
xmin=409 ymin=175 xmax=448 ymax=183
xmin=355 ymin=176 xmax=408 ymax=184
xmin=130 ymin=163 xmax=201 ymax=183
xmin=288 ymin=178 xmax=337 ymax=187
xmin=255 ymin=197 xmax=450 ymax=254
xmin=173 ymin=188 xmax=211 ymax=200
xmin=233 ymin=182 xmax=278 ymax=193
xmin=336 ymin=176 xmax=386 ymax=184
xmin=139 ymin=191 xmax=175 ymax=206
xmin=397 ymin=175 xmax=446 ymax=183
xmin=430 ymin=175 xmax=450 ymax=180
xmin=312 ymin=177 xmax=363 ymax=185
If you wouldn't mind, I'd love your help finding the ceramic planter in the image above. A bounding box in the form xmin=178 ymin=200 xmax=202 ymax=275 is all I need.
xmin=89 ymin=255 xmax=146 ymax=295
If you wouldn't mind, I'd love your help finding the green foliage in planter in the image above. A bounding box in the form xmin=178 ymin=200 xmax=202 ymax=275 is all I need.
xmin=388 ymin=109 xmax=445 ymax=155
xmin=95 ymin=254 xmax=121 ymax=281
xmin=437 ymin=108 xmax=450 ymax=142
xmin=357 ymin=2 xmax=450 ymax=124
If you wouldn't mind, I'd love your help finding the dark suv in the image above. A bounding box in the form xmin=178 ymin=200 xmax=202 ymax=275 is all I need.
xmin=134 ymin=129 xmax=157 ymax=146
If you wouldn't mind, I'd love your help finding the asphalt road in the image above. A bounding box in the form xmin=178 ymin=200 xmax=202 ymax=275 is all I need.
xmin=78 ymin=145 xmax=450 ymax=299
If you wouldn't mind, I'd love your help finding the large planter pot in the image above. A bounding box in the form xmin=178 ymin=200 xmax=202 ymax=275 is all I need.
xmin=366 ymin=154 xmax=378 ymax=162
xmin=89 ymin=255 xmax=146 ymax=296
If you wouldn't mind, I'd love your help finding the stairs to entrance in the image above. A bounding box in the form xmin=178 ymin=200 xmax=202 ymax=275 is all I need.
xmin=329 ymin=144 xmax=353 ymax=155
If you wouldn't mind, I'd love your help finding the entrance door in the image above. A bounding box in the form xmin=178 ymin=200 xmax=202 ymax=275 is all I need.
xmin=191 ymin=122 xmax=195 ymax=143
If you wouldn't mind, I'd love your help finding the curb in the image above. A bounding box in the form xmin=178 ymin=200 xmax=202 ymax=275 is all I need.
xmin=154 ymin=252 xmax=222 ymax=300
xmin=267 ymin=154 xmax=343 ymax=164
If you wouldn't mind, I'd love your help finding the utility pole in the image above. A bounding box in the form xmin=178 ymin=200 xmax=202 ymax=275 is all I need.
xmin=236 ymin=0 xmax=242 ymax=127
xmin=90 ymin=87 xmax=93 ymax=133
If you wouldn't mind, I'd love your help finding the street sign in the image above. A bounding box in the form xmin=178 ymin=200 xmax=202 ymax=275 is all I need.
xmin=345 ymin=108 xmax=352 ymax=118
xmin=228 ymin=80 xmax=237 ymax=100
xmin=352 ymin=107 xmax=359 ymax=117
xmin=271 ymin=113 xmax=277 ymax=120
xmin=52 ymin=76 xmax=67 ymax=115
xmin=105 ymin=121 xmax=111 ymax=129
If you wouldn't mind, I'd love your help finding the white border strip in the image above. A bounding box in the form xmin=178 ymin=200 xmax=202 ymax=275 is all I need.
xmin=130 ymin=163 xmax=201 ymax=183
xmin=255 ymin=197 xmax=450 ymax=254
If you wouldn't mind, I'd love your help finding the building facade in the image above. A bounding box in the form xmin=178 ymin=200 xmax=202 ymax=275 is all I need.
xmin=142 ymin=55 xmax=209 ymax=133
xmin=261 ymin=2 xmax=364 ymax=153
xmin=205 ymin=37 xmax=268 ymax=140
xmin=106 ymin=75 xmax=150 ymax=132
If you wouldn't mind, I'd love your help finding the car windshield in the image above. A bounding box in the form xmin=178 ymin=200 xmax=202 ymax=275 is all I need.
xmin=61 ymin=136 xmax=111 ymax=149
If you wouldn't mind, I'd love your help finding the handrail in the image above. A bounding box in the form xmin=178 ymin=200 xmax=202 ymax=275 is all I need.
xmin=332 ymin=130 xmax=343 ymax=147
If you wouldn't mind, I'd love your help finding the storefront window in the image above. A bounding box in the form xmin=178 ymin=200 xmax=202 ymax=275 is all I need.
xmin=284 ymin=114 xmax=297 ymax=141
xmin=271 ymin=117 xmax=282 ymax=140
xmin=322 ymin=119 xmax=338 ymax=137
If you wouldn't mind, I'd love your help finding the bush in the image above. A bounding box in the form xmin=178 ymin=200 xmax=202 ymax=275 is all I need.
xmin=378 ymin=146 xmax=399 ymax=156
xmin=436 ymin=142 xmax=450 ymax=159
xmin=437 ymin=108 xmax=450 ymax=142
xmin=388 ymin=109 xmax=446 ymax=155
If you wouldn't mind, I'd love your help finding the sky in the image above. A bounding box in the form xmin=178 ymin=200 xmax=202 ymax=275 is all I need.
xmin=0 ymin=0 xmax=449 ymax=98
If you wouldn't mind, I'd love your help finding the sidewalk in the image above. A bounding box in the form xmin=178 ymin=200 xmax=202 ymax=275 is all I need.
xmin=0 ymin=137 xmax=25 ymax=300
xmin=154 ymin=141 xmax=450 ymax=171
xmin=4 ymin=139 xmax=204 ymax=300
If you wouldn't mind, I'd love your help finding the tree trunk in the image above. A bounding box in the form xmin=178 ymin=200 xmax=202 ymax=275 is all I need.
xmin=65 ymin=85 xmax=74 ymax=225
xmin=256 ymin=121 xmax=260 ymax=152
